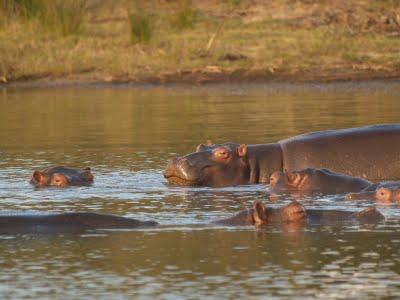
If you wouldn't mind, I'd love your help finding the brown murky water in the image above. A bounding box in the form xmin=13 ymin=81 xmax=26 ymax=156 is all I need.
xmin=1 ymin=82 xmax=400 ymax=298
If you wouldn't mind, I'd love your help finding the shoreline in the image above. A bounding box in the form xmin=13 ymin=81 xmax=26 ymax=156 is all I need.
xmin=2 ymin=69 xmax=400 ymax=89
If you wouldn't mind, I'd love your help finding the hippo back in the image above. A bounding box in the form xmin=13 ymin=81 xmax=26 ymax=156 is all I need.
xmin=0 ymin=212 xmax=158 ymax=234
xmin=279 ymin=124 xmax=400 ymax=181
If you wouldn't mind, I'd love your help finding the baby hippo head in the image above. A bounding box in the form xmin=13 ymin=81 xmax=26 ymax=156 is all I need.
xmin=251 ymin=200 xmax=307 ymax=226
xmin=30 ymin=166 xmax=94 ymax=187
xmin=269 ymin=168 xmax=316 ymax=193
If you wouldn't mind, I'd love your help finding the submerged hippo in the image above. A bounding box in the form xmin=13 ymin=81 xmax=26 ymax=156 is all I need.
xmin=346 ymin=181 xmax=400 ymax=203
xmin=270 ymin=168 xmax=400 ymax=203
xmin=30 ymin=166 xmax=94 ymax=187
xmin=164 ymin=124 xmax=400 ymax=186
xmin=213 ymin=201 xmax=385 ymax=227
xmin=0 ymin=212 xmax=158 ymax=234
xmin=269 ymin=168 xmax=371 ymax=195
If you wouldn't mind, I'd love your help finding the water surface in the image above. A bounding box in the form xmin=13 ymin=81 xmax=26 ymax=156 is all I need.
xmin=1 ymin=82 xmax=400 ymax=298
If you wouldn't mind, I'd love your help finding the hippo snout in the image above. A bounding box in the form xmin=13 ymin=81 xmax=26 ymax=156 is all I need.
xmin=163 ymin=157 xmax=200 ymax=185
xmin=163 ymin=157 xmax=179 ymax=178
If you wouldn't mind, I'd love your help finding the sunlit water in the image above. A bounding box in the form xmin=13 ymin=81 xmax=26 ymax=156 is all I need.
xmin=1 ymin=82 xmax=400 ymax=298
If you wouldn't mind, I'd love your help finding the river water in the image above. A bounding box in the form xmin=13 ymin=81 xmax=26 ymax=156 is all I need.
xmin=0 ymin=82 xmax=400 ymax=298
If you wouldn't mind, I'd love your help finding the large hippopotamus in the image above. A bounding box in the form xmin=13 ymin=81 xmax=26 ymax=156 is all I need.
xmin=346 ymin=181 xmax=400 ymax=203
xmin=0 ymin=212 xmax=158 ymax=234
xmin=269 ymin=168 xmax=371 ymax=195
xmin=164 ymin=124 xmax=400 ymax=187
xmin=30 ymin=166 xmax=94 ymax=187
xmin=213 ymin=201 xmax=385 ymax=227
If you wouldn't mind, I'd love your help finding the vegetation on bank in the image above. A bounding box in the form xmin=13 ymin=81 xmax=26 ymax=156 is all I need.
xmin=1 ymin=0 xmax=400 ymax=84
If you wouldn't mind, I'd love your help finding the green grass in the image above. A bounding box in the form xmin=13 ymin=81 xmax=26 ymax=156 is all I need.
xmin=1 ymin=0 xmax=400 ymax=83
xmin=2 ymin=0 xmax=87 ymax=36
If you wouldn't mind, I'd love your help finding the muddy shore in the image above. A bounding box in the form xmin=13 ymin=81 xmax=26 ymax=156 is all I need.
xmin=2 ymin=68 xmax=400 ymax=89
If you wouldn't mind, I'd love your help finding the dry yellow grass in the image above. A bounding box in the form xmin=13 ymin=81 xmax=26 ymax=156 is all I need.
xmin=1 ymin=0 xmax=400 ymax=83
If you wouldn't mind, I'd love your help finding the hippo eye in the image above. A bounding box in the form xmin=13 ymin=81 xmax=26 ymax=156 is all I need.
xmin=214 ymin=149 xmax=230 ymax=159
xmin=377 ymin=188 xmax=390 ymax=198
xmin=287 ymin=173 xmax=297 ymax=182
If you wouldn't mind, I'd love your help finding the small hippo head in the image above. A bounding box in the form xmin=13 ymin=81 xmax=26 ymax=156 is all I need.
xmin=346 ymin=181 xmax=400 ymax=203
xmin=30 ymin=166 xmax=94 ymax=187
xmin=269 ymin=168 xmax=317 ymax=193
xmin=374 ymin=182 xmax=400 ymax=203
xmin=164 ymin=142 xmax=249 ymax=187
xmin=252 ymin=201 xmax=307 ymax=226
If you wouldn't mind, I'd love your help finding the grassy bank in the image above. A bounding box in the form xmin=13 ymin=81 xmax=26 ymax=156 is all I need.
xmin=1 ymin=0 xmax=400 ymax=84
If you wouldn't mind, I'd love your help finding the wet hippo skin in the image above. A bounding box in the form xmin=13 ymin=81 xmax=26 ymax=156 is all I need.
xmin=164 ymin=124 xmax=400 ymax=186
xmin=269 ymin=168 xmax=371 ymax=195
xmin=0 ymin=212 xmax=158 ymax=234
xmin=346 ymin=181 xmax=400 ymax=203
xmin=269 ymin=168 xmax=400 ymax=203
xmin=30 ymin=166 xmax=94 ymax=187
xmin=213 ymin=201 xmax=385 ymax=227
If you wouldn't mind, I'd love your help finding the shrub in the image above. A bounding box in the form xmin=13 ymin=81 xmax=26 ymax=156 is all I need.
xmin=170 ymin=0 xmax=196 ymax=30
xmin=128 ymin=11 xmax=152 ymax=44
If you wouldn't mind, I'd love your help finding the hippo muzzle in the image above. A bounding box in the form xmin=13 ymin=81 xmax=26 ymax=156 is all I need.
xmin=163 ymin=157 xmax=203 ymax=186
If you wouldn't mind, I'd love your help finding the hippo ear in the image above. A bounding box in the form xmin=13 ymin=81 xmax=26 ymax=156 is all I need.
xmin=80 ymin=168 xmax=94 ymax=181
xmin=196 ymin=140 xmax=213 ymax=152
xmin=32 ymin=170 xmax=44 ymax=183
xmin=237 ymin=144 xmax=247 ymax=157
xmin=196 ymin=144 xmax=206 ymax=152
xmin=252 ymin=201 xmax=267 ymax=225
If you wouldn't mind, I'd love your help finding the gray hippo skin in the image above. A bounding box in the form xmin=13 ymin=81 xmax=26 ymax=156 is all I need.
xmin=269 ymin=168 xmax=371 ymax=195
xmin=164 ymin=124 xmax=400 ymax=186
xmin=30 ymin=166 xmax=94 ymax=187
xmin=213 ymin=201 xmax=385 ymax=227
xmin=0 ymin=212 xmax=158 ymax=234
xmin=346 ymin=181 xmax=400 ymax=203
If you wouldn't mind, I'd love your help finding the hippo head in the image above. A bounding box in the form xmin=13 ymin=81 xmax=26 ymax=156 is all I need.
xmin=252 ymin=201 xmax=307 ymax=226
xmin=269 ymin=168 xmax=350 ymax=194
xmin=30 ymin=166 xmax=94 ymax=187
xmin=374 ymin=182 xmax=400 ymax=203
xmin=269 ymin=168 xmax=318 ymax=193
xmin=346 ymin=181 xmax=400 ymax=203
xmin=164 ymin=142 xmax=250 ymax=187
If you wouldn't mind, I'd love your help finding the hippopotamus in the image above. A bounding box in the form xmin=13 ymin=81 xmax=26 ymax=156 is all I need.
xmin=213 ymin=201 xmax=385 ymax=227
xmin=269 ymin=168 xmax=400 ymax=203
xmin=164 ymin=124 xmax=400 ymax=187
xmin=0 ymin=212 xmax=158 ymax=234
xmin=346 ymin=181 xmax=400 ymax=203
xmin=269 ymin=168 xmax=371 ymax=195
xmin=30 ymin=166 xmax=94 ymax=187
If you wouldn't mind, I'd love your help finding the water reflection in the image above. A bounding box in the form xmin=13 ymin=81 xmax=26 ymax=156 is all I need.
xmin=0 ymin=82 xmax=400 ymax=297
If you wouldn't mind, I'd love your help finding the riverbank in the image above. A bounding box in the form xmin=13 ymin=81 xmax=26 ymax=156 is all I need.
xmin=1 ymin=0 xmax=400 ymax=86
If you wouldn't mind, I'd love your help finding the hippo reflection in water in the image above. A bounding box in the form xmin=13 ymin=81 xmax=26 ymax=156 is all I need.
xmin=30 ymin=166 xmax=94 ymax=187
xmin=164 ymin=124 xmax=400 ymax=187
xmin=213 ymin=201 xmax=385 ymax=227
xmin=270 ymin=168 xmax=400 ymax=203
